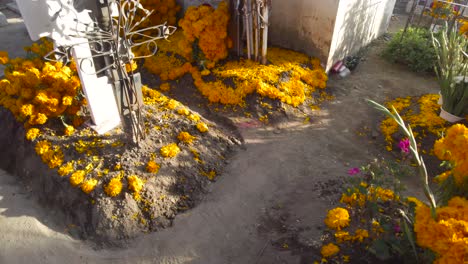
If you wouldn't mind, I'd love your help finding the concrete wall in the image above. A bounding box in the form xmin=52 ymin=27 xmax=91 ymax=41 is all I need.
xmin=269 ymin=0 xmax=340 ymax=66
xmin=175 ymin=0 xmax=396 ymax=71
xmin=327 ymin=0 xmax=396 ymax=71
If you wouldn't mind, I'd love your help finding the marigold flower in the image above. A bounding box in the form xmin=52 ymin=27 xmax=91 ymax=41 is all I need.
xmin=178 ymin=131 xmax=196 ymax=144
xmin=0 ymin=51 xmax=9 ymax=64
xmin=196 ymin=122 xmax=208 ymax=133
xmin=70 ymin=170 xmax=85 ymax=187
xmin=321 ymin=243 xmax=340 ymax=258
xmin=81 ymin=178 xmax=98 ymax=194
xmin=324 ymin=207 xmax=350 ymax=230
xmin=160 ymin=143 xmax=181 ymax=158
xmin=146 ymin=160 xmax=160 ymax=173
xmin=58 ymin=162 xmax=74 ymax=176
xmin=127 ymin=175 xmax=144 ymax=194
xmin=64 ymin=125 xmax=74 ymax=136
xmin=35 ymin=140 xmax=51 ymax=155
xmin=104 ymin=177 xmax=122 ymax=197
xmin=159 ymin=82 xmax=171 ymax=91
xmin=26 ymin=128 xmax=40 ymax=141
xmin=353 ymin=229 xmax=369 ymax=242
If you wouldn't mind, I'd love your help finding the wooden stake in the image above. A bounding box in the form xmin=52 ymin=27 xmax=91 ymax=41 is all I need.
xmin=261 ymin=0 xmax=269 ymax=65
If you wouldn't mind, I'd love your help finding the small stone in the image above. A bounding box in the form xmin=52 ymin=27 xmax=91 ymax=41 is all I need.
xmin=371 ymin=130 xmax=379 ymax=139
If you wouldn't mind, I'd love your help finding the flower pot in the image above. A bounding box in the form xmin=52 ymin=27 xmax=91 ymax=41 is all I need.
xmin=440 ymin=108 xmax=464 ymax=123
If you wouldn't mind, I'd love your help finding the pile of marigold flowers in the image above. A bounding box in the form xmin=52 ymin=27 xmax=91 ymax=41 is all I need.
xmin=178 ymin=1 xmax=231 ymax=66
xmin=433 ymin=123 xmax=468 ymax=190
xmin=0 ymin=39 xmax=83 ymax=127
xmin=379 ymin=94 xmax=448 ymax=151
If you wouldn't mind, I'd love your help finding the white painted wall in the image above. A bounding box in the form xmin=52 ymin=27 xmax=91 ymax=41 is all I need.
xmin=327 ymin=0 xmax=396 ymax=71
xmin=175 ymin=0 xmax=396 ymax=71
xmin=269 ymin=0 xmax=340 ymax=66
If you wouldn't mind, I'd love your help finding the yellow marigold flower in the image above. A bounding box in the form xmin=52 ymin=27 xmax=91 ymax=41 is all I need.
xmin=58 ymin=162 xmax=74 ymax=176
xmin=414 ymin=196 xmax=468 ymax=263
xmin=166 ymin=99 xmax=180 ymax=109
xmin=321 ymin=243 xmax=340 ymax=258
xmin=35 ymin=140 xmax=51 ymax=155
xmin=70 ymin=170 xmax=85 ymax=187
xmin=334 ymin=230 xmax=351 ymax=243
xmin=160 ymin=82 xmax=171 ymax=91
xmin=146 ymin=160 xmax=160 ymax=173
xmin=104 ymin=177 xmax=122 ymax=197
xmin=201 ymin=69 xmax=210 ymax=76
xmin=20 ymin=104 xmax=34 ymax=117
xmin=196 ymin=122 xmax=208 ymax=133
xmin=188 ymin=114 xmax=201 ymax=122
xmin=47 ymin=149 xmax=63 ymax=168
xmin=125 ymin=61 xmax=137 ymax=72
xmin=178 ymin=131 xmax=195 ymax=144
xmin=64 ymin=125 xmax=74 ymax=136
xmin=160 ymin=143 xmax=181 ymax=158
xmin=177 ymin=107 xmax=190 ymax=116
xmin=26 ymin=128 xmax=40 ymax=141
xmin=353 ymin=229 xmax=369 ymax=242
xmin=0 ymin=51 xmax=8 ymax=64
xmin=324 ymin=207 xmax=350 ymax=230
xmin=81 ymin=178 xmax=98 ymax=194
xmin=62 ymin=96 xmax=73 ymax=106
xmin=127 ymin=175 xmax=144 ymax=194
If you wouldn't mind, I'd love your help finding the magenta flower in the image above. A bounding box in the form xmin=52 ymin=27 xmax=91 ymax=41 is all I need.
xmin=394 ymin=224 xmax=401 ymax=233
xmin=399 ymin=138 xmax=410 ymax=153
xmin=348 ymin=167 xmax=360 ymax=175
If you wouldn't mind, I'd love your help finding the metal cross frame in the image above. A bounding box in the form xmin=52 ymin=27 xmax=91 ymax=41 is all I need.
xmin=42 ymin=0 xmax=177 ymax=145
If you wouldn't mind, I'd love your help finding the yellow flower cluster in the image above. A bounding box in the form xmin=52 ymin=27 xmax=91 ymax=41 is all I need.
xmin=26 ymin=128 xmax=40 ymax=141
xmin=178 ymin=131 xmax=195 ymax=144
xmin=160 ymin=143 xmax=180 ymax=158
xmin=70 ymin=170 xmax=85 ymax=187
xmin=334 ymin=229 xmax=369 ymax=243
xmin=81 ymin=178 xmax=98 ymax=194
xmin=104 ymin=177 xmax=123 ymax=197
xmin=137 ymin=0 xmax=180 ymax=26
xmin=433 ymin=124 xmax=468 ymax=187
xmin=0 ymin=39 xmax=82 ymax=127
xmin=427 ymin=0 xmax=455 ymax=19
xmin=196 ymin=122 xmax=208 ymax=133
xmin=143 ymin=28 xmax=328 ymax=108
xmin=340 ymin=184 xmax=397 ymax=207
xmin=146 ymin=160 xmax=160 ymax=173
xmin=414 ymin=196 xmax=468 ymax=264
xmin=178 ymin=2 xmax=231 ymax=65
xmin=381 ymin=94 xmax=447 ymax=151
xmin=34 ymin=140 xmax=64 ymax=169
xmin=321 ymin=243 xmax=340 ymax=258
xmin=128 ymin=175 xmax=144 ymax=194
xmin=324 ymin=207 xmax=350 ymax=231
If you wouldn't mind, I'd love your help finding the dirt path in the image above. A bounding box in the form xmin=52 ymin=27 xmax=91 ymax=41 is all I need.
xmin=0 ymin=14 xmax=439 ymax=264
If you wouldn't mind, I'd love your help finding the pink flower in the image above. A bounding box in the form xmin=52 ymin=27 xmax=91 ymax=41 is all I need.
xmin=394 ymin=224 xmax=401 ymax=233
xmin=399 ymin=138 xmax=410 ymax=153
xmin=347 ymin=167 xmax=360 ymax=175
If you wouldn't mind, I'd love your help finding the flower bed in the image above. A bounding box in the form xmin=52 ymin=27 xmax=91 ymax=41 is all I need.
xmin=314 ymin=101 xmax=468 ymax=263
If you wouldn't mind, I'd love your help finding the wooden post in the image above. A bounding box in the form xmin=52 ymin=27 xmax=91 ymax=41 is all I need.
xmin=243 ymin=0 xmax=252 ymax=59
xmin=261 ymin=0 xmax=269 ymax=65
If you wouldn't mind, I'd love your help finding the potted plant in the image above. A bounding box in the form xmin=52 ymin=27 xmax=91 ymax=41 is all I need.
xmin=432 ymin=24 xmax=468 ymax=122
